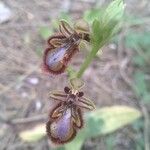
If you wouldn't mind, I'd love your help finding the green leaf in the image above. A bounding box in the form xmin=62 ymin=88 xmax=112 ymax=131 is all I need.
xmin=84 ymin=8 xmax=104 ymax=24
xmin=62 ymin=106 xmax=141 ymax=150
xmin=39 ymin=26 xmax=53 ymax=39
xmin=19 ymin=124 xmax=45 ymax=142
xmin=91 ymin=0 xmax=125 ymax=50
xmin=64 ymin=130 xmax=86 ymax=150
xmin=91 ymin=19 xmax=102 ymax=47
xmin=86 ymin=106 xmax=141 ymax=136
xmin=102 ymin=0 xmax=124 ymax=26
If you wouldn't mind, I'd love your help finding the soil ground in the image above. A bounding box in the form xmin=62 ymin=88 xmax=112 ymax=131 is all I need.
xmin=0 ymin=0 xmax=149 ymax=150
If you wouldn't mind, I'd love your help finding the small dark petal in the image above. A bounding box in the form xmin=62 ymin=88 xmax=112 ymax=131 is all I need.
xmin=49 ymin=103 xmax=63 ymax=119
xmin=64 ymin=87 xmax=70 ymax=94
xmin=47 ymin=33 xmax=66 ymax=47
xmin=84 ymin=33 xmax=90 ymax=42
xmin=78 ymin=92 xmax=84 ymax=97
xmin=72 ymin=108 xmax=84 ymax=129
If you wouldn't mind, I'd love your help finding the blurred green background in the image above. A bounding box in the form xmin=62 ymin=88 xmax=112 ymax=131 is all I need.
xmin=0 ymin=0 xmax=149 ymax=150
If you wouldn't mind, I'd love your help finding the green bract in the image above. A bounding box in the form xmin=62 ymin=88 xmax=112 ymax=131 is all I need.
xmin=77 ymin=0 xmax=125 ymax=78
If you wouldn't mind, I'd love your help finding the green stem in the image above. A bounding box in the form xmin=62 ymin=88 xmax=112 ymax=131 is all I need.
xmin=76 ymin=40 xmax=107 ymax=78
xmin=66 ymin=66 xmax=77 ymax=79
xmin=76 ymin=45 xmax=100 ymax=78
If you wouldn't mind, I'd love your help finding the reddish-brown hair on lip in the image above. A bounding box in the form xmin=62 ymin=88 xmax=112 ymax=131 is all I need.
xmin=42 ymin=47 xmax=66 ymax=75
xmin=46 ymin=120 xmax=77 ymax=144
xmin=46 ymin=103 xmax=78 ymax=144
xmin=42 ymin=45 xmax=79 ymax=75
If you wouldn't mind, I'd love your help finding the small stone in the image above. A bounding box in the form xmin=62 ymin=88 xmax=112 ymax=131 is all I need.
xmin=21 ymin=92 xmax=28 ymax=98
xmin=35 ymin=100 xmax=42 ymax=110
xmin=109 ymin=43 xmax=117 ymax=50
xmin=0 ymin=2 xmax=12 ymax=24
xmin=28 ymin=77 xmax=39 ymax=85
xmin=0 ymin=124 xmax=9 ymax=137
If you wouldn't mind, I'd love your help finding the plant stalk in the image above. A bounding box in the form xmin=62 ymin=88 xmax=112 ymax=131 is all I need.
xmin=76 ymin=40 xmax=107 ymax=78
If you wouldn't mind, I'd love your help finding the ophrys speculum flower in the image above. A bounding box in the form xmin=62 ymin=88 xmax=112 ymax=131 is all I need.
xmin=43 ymin=20 xmax=90 ymax=75
xmin=46 ymin=78 xmax=95 ymax=144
